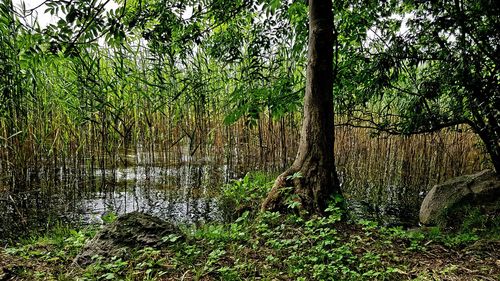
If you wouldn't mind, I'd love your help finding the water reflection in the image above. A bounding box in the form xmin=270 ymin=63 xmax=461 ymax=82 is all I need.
xmin=1 ymin=153 xmax=433 ymax=241
xmin=80 ymin=164 xmax=225 ymax=224
xmin=0 ymin=162 xmax=236 ymax=242
xmin=341 ymin=182 xmax=425 ymax=227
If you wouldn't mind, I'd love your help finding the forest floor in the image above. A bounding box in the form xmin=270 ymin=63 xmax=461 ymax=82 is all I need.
xmin=1 ymin=173 xmax=499 ymax=280
xmin=1 ymin=212 xmax=499 ymax=280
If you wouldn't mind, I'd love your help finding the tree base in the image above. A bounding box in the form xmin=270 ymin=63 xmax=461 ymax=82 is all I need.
xmin=261 ymin=165 xmax=339 ymax=215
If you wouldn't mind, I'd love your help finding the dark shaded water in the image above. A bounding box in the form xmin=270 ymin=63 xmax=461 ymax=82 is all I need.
xmin=341 ymin=180 xmax=425 ymax=227
xmin=1 ymin=152 xmax=427 ymax=242
xmin=0 ymin=158 xmax=246 ymax=242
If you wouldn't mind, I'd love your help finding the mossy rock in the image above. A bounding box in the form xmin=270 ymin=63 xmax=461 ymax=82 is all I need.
xmin=74 ymin=212 xmax=183 ymax=266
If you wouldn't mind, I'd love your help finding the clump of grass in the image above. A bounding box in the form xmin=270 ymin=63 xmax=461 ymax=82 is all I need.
xmin=439 ymin=200 xmax=500 ymax=241
xmin=1 ymin=224 xmax=97 ymax=279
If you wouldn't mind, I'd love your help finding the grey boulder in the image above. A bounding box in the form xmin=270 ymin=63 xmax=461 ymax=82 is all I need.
xmin=419 ymin=170 xmax=500 ymax=225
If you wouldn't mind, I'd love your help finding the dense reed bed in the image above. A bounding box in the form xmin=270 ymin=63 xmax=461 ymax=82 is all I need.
xmin=0 ymin=70 xmax=490 ymax=233
xmin=0 ymin=100 xmax=489 ymax=195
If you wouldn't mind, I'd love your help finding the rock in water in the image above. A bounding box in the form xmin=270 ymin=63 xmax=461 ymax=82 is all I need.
xmin=419 ymin=170 xmax=500 ymax=225
xmin=75 ymin=212 xmax=183 ymax=266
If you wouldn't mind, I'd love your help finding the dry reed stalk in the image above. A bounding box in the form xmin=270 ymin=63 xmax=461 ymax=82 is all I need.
xmin=334 ymin=125 xmax=489 ymax=202
xmin=0 ymin=99 xmax=490 ymax=203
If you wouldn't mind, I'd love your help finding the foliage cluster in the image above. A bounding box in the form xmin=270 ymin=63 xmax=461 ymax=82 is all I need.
xmin=0 ymin=0 xmax=497 ymax=176
xmin=335 ymin=0 xmax=499 ymax=173
xmin=219 ymin=171 xmax=275 ymax=219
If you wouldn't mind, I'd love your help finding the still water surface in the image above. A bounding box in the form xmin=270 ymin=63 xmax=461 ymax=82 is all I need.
xmin=0 ymin=148 xmax=248 ymax=241
xmin=1 ymin=150 xmax=424 ymax=242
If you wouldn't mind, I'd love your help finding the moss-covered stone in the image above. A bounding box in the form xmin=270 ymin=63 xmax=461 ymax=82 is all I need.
xmin=74 ymin=212 xmax=183 ymax=266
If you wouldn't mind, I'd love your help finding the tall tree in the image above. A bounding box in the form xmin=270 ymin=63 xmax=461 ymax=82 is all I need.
xmin=261 ymin=0 xmax=340 ymax=214
xmin=337 ymin=0 xmax=500 ymax=175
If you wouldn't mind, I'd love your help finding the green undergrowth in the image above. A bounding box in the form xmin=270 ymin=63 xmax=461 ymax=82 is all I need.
xmin=219 ymin=172 xmax=276 ymax=219
xmin=1 ymin=173 xmax=499 ymax=280
xmin=441 ymin=200 xmax=500 ymax=241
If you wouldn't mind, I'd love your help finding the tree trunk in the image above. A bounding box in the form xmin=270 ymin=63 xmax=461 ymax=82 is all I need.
xmin=476 ymin=128 xmax=500 ymax=176
xmin=261 ymin=0 xmax=340 ymax=214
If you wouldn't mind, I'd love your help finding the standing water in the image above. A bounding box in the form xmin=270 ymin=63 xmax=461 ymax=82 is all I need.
xmin=0 ymin=147 xmax=249 ymax=242
xmin=0 ymin=129 xmax=488 ymax=241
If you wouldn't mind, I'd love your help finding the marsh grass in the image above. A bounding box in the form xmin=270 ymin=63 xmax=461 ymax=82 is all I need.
xmin=335 ymin=125 xmax=489 ymax=215
xmin=0 ymin=12 xmax=488 ymax=197
xmin=0 ymin=98 xmax=489 ymax=230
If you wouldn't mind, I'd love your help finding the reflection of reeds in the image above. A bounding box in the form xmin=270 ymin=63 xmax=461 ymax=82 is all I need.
xmin=0 ymin=86 xmax=492 ymax=234
xmin=334 ymin=124 xmax=489 ymax=209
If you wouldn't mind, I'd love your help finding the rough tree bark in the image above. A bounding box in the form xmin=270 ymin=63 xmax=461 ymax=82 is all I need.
xmin=261 ymin=0 xmax=340 ymax=214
